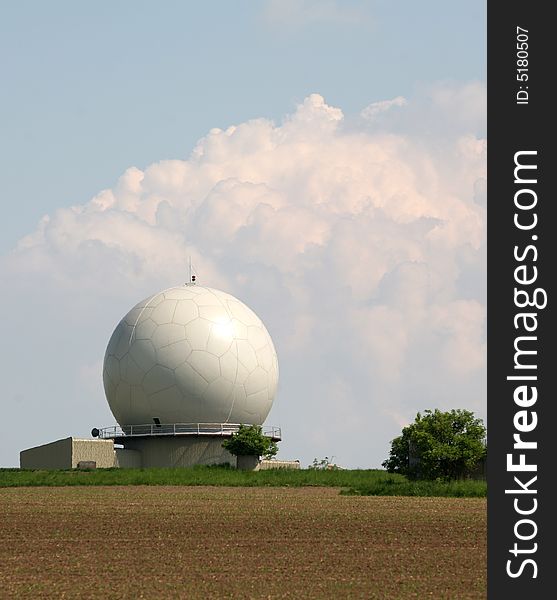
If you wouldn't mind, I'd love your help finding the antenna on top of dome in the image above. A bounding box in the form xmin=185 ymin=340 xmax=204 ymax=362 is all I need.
xmin=187 ymin=256 xmax=197 ymax=285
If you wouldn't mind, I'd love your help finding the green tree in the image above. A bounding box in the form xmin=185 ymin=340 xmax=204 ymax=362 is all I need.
xmin=222 ymin=424 xmax=278 ymax=459
xmin=382 ymin=409 xmax=487 ymax=481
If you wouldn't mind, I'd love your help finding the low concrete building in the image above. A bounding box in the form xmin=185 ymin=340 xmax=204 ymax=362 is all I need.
xmin=20 ymin=437 xmax=115 ymax=470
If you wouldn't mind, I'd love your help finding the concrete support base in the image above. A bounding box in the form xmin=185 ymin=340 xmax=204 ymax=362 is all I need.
xmin=118 ymin=436 xmax=236 ymax=468
xmin=20 ymin=435 xmax=299 ymax=470
xmin=236 ymin=455 xmax=260 ymax=471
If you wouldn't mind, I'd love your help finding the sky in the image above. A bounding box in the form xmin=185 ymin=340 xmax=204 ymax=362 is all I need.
xmin=0 ymin=0 xmax=486 ymax=468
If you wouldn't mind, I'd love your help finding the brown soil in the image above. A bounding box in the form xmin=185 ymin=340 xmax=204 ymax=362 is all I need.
xmin=0 ymin=486 xmax=486 ymax=599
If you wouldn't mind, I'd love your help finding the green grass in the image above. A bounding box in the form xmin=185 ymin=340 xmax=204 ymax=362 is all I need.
xmin=342 ymin=475 xmax=487 ymax=498
xmin=0 ymin=466 xmax=486 ymax=496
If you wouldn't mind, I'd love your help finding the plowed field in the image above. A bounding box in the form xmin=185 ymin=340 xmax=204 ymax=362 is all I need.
xmin=0 ymin=486 xmax=486 ymax=599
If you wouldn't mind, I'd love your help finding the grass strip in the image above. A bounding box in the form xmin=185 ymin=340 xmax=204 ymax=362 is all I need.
xmin=0 ymin=466 xmax=486 ymax=496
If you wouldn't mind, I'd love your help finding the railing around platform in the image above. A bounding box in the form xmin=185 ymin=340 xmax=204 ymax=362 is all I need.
xmin=95 ymin=423 xmax=281 ymax=441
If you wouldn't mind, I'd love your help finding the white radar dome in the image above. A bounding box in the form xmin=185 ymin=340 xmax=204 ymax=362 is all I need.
xmin=103 ymin=285 xmax=279 ymax=426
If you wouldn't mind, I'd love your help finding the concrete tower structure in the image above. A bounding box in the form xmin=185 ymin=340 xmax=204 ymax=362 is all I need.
xmin=20 ymin=282 xmax=287 ymax=470
xmin=96 ymin=283 xmax=281 ymax=468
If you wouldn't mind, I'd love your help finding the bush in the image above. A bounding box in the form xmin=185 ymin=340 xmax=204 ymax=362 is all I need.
xmin=222 ymin=424 xmax=278 ymax=459
xmin=307 ymin=457 xmax=339 ymax=470
xmin=382 ymin=409 xmax=487 ymax=481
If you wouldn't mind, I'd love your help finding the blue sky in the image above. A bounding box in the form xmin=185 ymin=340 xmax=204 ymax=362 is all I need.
xmin=0 ymin=1 xmax=486 ymax=468
xmin=1 ymin=1 xmax=485 ymax=251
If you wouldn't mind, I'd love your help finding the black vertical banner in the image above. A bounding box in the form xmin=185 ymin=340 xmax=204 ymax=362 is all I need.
xmin=489 ymin=2 xmax=556 ymax=597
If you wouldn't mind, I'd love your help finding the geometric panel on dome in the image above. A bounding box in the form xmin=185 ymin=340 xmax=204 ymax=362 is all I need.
xmin=129 ymin=338 xmax=157 ymax=373
xmin=175 ymin=361 xmax=209 ymax=398
xmin=120 ymin=353 xmax=145 ymax=385
xmin=244 ymin=366 xmax=268 ymax=396
xmin=198 ymin=305 xmax=228 ymax=323
xmin=152 ymin=323 xmax=186 ymax=348
xmin=184 ymin=318 xmax=212 ymax=351
xmin=247 ymin=325 xmax=268 ymax=350
xmin=113 ymin=323 xmax=133 ymax=359
xmin=172 ymin=299 xmax=199 ymax=325
xmin=135 ymin=318 xmax=157 ymax=341
xmin=231 ymin=318 xmax=248 ymax=340
xmin=206 ymin=377 xmax=234 ymax=406
xmin=226 ymin=300 xmax=259 ymax=325
xmin=188 ymin=350 xmax=220 ymax=383
xmin=142 ymin=364 xmax=175 ymax=396
xmin=234 ymin=361 xmax=250 ymax=386
xmin=219 ymin=347 xmax=239 ymax=383
xmin=206 ymin=325 xmax=234 ymax=357
xmin=235 ymin=339 xmax=258 ymax=373
xmin=192 ymin=291 xmax=223 ymax=307
xmin=149 ymin=385 xmax=183 ymax=409
xmin=151 ymin=299 xmax=178 ymax=325
xmin=156 ymin=339 xmax=192 ymax=370
xmin=256 ymin=344 xmax=274 ymax=372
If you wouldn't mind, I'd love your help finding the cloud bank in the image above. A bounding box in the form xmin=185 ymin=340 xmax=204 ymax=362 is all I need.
xmin=1 ymin=86 xmax=486 ymax=467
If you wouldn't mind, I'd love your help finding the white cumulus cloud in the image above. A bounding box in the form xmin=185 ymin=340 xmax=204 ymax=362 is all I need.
xmin=1 ymin=86 xmax=486 ymax=468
